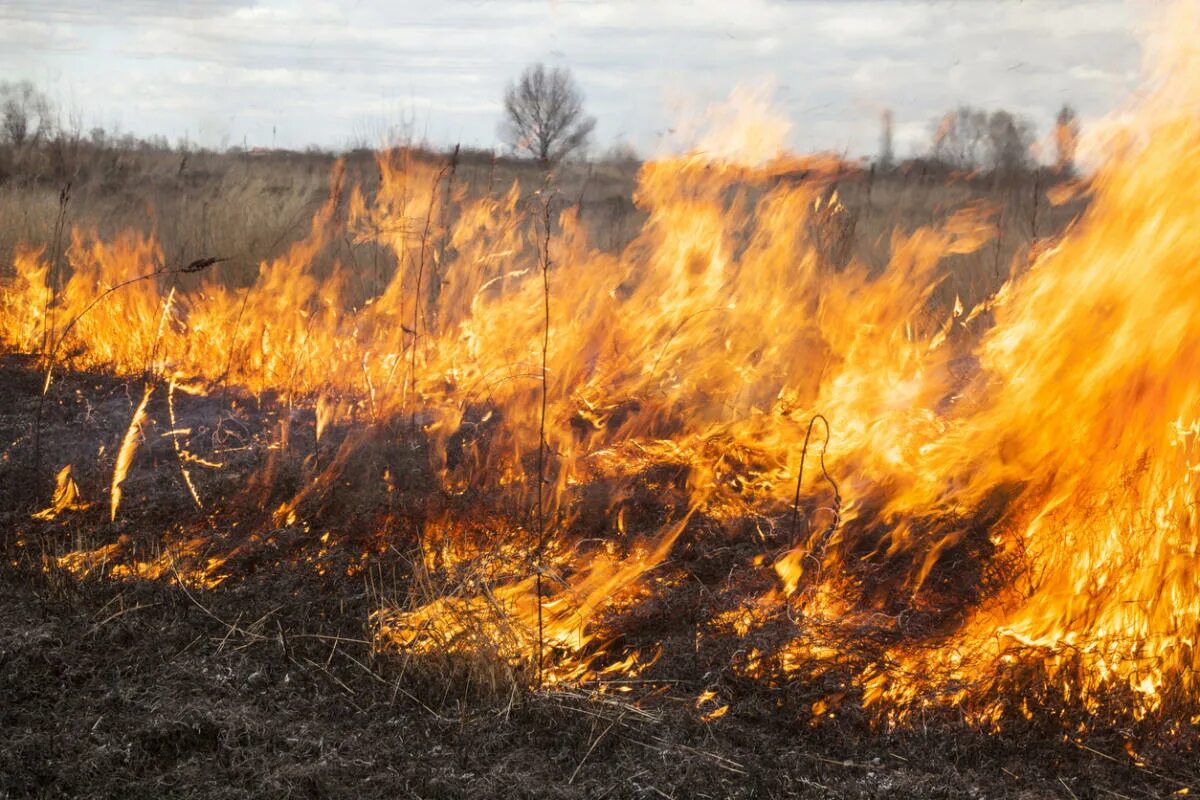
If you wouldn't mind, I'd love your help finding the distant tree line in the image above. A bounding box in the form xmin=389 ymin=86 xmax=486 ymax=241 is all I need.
xmin=3 ymin=69 xmax=1088 ymax=186
xmin=931 ymin=107 xmax=1036 ymax=173
xmin=1 ymin=80 xmax=55 ymax=147
xmin=876 ymin=102 xmax=1081 ymax=177
xmin=0 ymin=80 xmax=196 ymax=184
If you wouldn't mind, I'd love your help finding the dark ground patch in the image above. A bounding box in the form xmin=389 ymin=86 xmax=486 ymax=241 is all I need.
xmin=1 ymin=357 xmax=1197 ymax=798
xmin=2 ymin=563 xmax=1196 ymax=800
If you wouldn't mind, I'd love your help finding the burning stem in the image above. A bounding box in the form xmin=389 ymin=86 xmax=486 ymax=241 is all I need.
xmin=218 ymin=284 xmax=252 ymax=402
xmin=432 ymin=144 xmax=460 ymax=322
xmin=409 ymin=157 xmax=452 ymax=428
xmin=145 ymin=286 xmax=177 ymax=382
xmin=787 ymin=414 xmax=841 ymax=548
xmin=32 ymin=183 xmax=71 ymax=485
xmin=39 ymin=183 xmax=71 ymax=358
xmin=534 ymin=184 xmax=553 ymax=687
xmin=32 ymin=257 xmax=223 ymax=489
xmin=111 ymin=383 xmax=153 ymax=521
xmin=167 ymin=377 xmax=203 ymax=510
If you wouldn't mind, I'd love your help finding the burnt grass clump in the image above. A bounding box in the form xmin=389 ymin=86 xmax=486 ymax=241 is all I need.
xmin=2 ymin=355 xmax=1199 ymax=798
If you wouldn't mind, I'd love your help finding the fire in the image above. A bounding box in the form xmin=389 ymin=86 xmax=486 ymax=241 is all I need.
xmin=6 ymin=2 xmax=1200 ymax=726
xmin=110 ymin=383 xmax=153 ymax=522
xmin=32 ymin=464 xmax=90 ymax=520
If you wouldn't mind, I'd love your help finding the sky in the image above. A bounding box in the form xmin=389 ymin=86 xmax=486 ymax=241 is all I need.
xmin=0 ymin=0 xmax=1148 ymax=160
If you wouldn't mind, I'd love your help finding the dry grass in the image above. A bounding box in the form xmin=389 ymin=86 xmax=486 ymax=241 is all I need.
xmin=0 ymin=146 xmax=646 ymax=318
xmin=0 ymin=143 xmax=1082 ymax=328
xmin=0 ymin=144 xmax=1134 ymax=798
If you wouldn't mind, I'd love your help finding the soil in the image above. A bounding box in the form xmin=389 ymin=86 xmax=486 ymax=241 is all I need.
xmin=1 ymin=355 xmax=1197 ymax=799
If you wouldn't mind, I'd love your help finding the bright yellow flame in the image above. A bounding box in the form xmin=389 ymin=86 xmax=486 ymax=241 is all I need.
xmin=33 ymin=465 xmax=90 ymax=520
xmin=111 ymin=384 xmax=153 ymax=521
xmin=10 ymin=2 xmax=1200 ymax=722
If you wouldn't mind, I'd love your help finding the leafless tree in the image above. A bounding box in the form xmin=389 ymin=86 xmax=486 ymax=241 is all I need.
xmin=1054 ymin=104 xmax=1081 ymax=175
xmin=931 ymin=106 xmax=1034 ymax=173
xmin=501 ymin=64 xmax=595 ymax=166
xmin=931 ymin=107 xmax=989 ymax=170
xmin=986 ymin=110 xmax=1035 ymax=173
xmin=1 ymin=80 xmax=55 ymax=147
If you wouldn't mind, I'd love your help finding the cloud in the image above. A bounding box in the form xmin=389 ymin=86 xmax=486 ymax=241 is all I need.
xmin=2 ymin=0 xmax=251 ymax=25
xmin=0 ymin=18 xmax=85 ymax=51
xmin=0 ymin=0 xmax=1144 ymax=158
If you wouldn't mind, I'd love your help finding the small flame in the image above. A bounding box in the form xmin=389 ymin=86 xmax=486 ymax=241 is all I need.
xmin=33 ymin=465 xmax=90 ymax=520
xmin=111 ymin=385 xmax=152 ymax=521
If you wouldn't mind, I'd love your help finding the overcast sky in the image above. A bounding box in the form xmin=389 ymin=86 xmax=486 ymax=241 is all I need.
xmin=0 ymin=0 xmax=1147 ymax=159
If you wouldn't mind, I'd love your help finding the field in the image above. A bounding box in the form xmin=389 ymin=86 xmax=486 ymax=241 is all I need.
xmin=2 ymin=122 xmax=1199 ymax=800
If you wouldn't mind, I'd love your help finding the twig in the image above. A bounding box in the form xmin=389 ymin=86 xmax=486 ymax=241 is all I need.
xmin=167 ymin=377 xmax=203 ymax=510
xmin=33 ymin=256 xmax=224 ymax=486
xmin=167 ymin=556 xmax=261 ymax=642
xmin=432 ymin=143 xmax=460 ymax=323
xmin=409 ymin=157 xmax=452 ymax=428
xmin=534 ymin=181 xmax=553 ymax=687
xmin=87 ymin=602 xmax=161 ymax=635
xmin=800 ymin=753 xmax=869 ymax=769
xmin=787 ymin=414 xmax=840 ymax=547
xmin=300 ymin=656 xmax=363 ymax=709
xmin=1071 ymin=739 xmax=1196 ymax=793
xmin=33 ymin=183 xmax=71 ymax=483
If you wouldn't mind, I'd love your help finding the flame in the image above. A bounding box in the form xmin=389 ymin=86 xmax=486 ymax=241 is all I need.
xmin=111 ymin=384 xmax=153 ymax=521
xmin=692 ymin=84 xmax=792 ymax=168
xmin=56 ymin=535 xmax=229 ymax=590
xmin=33 ymin=465 xmax=90 ymax=520
xmin=8 ymin=2 xmax=1200 ymax=724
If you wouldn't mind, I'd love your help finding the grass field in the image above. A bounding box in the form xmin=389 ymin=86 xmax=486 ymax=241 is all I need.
xmin=2 ymin=137 xmax=1197 ymax=799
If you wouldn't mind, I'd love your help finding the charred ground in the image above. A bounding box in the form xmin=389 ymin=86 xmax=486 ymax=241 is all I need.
xmin=2 ymin=357 xmax=1198 ymax=800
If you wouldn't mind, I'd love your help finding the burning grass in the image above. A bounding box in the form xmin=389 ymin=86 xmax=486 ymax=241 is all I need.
xmin=2 ymin=365 xmax=1198 ymax=796
xmin=3 ymin=11 xmax=1200 ymax=787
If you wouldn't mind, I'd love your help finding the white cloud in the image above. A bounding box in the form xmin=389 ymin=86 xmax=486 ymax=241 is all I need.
xmin=0 ymin=18 xmax=84 ymax=50
xmin=0 ymin=0 xmax=1145 ymax=158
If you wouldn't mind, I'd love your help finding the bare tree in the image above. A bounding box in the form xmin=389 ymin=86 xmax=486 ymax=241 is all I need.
xmin=986 ymin=110 xmax=1035 ymax=173
xmin=1054 ymin=104 xmax=1081 ymax=176
xmin=931 ymin=106 xmax=989 ymax=170
xmin=931 ymin=106 xmax=1034 ymax=173
xmin=501 ymin=64 xmax=595 ymax=166
xmin=1 ymin=81 xmax=55 ymax=147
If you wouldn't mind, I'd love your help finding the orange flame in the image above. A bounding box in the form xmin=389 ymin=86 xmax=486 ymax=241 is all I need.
xmin=10 ymin=1 xmax=1200 ymax=723
xmin=110 ymin=384 xmax=152 ymax=521
xmin=33 ymin=465 xmax=90 ymax=520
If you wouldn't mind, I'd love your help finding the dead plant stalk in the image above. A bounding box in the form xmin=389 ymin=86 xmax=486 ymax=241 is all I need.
xmin=535 ymin=182 xmax=553 ymax=687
